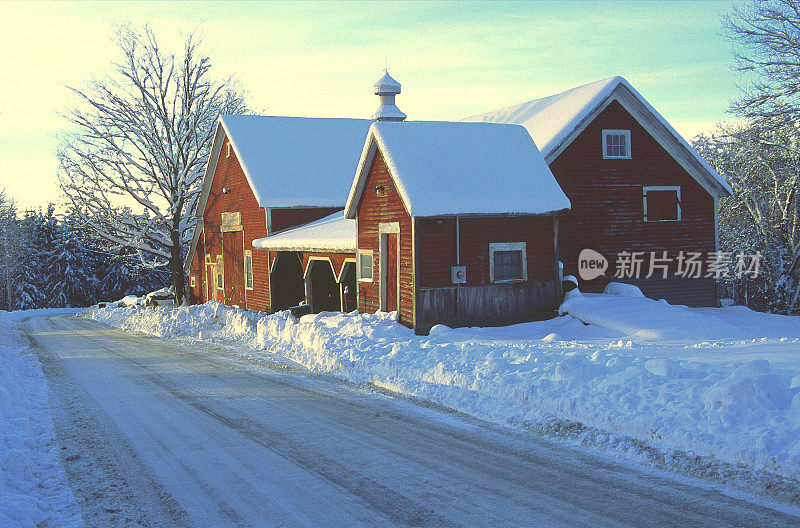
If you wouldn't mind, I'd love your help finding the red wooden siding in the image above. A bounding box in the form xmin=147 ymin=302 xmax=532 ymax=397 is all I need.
xmin=549 ymin=100 xmax=717 ymax=305
xmin=270 ymin=207 xmax=343 ymax=233
xmin=416 ymin=216 xmax=556 ymax=288
xmin=356 ymin=151 xmax=414 ymax=327
xmin=201 ymin=136 xmax=270 ymax=311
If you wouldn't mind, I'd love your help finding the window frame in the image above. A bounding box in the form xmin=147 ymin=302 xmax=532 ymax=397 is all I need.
xmin=216 ymin=255 xmax=224 ymax=290
xmin=244 ymin=250 xmax=254 ymax=290
xmin=489 ymin=242 xmax=528 ymax=283
xmin=358 ymin=249 xmax=374 ymax=283
xmin=602 ymin=129 xmax=632 ymax=159
xmin=190 ymin=276 xmax=197 ymax=288
xmin=643 ymin=185 xmax=682 ymax=222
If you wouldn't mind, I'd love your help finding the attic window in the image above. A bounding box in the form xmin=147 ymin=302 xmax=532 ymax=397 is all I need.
xmin=489 ymin=242 xmax=527 ymax=283
xmin=226 ymin=142 xmax=232 ymax=158
xmin=643 ymin=186 xmax=681 ymax=221
xmin=603 ymin=129 xmax=631 ymax=159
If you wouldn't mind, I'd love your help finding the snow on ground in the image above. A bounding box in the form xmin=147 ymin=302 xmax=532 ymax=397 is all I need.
xmin=0 ymin=308 xmax=82 ymax=528
xmin=85 ymin=296 xmax=800 ymax=481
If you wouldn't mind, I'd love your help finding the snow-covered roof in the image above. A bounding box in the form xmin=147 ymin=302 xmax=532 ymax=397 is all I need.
xmin=463 ymin=76 xmax=732 ymax=198
xmin=252 ymin=212 xmax=356 ymax=253
xmin=345 ymin=121 xmax=571 ymax=218
xmin=217 ymin=115 xmax=372 ymax=208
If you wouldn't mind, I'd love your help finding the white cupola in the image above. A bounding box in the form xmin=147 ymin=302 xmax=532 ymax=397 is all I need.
xmin=372 ymin=70 xmax=406 ymax=121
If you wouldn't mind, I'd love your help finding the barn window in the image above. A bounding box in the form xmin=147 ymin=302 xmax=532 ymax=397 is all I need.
xmin=643 ymin=186 xmax=681 ymax=222
xmin=205 ymin=254 xmax=211 ymax=264
xmin=216 ymin=255 xmax=224 ymax=289
xmin=226 ymin=142 xmax=232 ymax=158
xmin=358 ymin=250 xmax=373 ymax=282
xmin=602 ymin=129 xmax=631 ymax=159
xmin=190 ymin=276 xmax=196 ymax=287
xmin=244 ymin=250 xmax=254 ymax=290
xmin=489 ymin=242 xmax=527 ymax=283
xmin=221 ymin=211 xmax=242 ymax=232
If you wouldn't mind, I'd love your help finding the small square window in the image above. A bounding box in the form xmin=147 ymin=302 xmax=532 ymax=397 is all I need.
xmin=358 ymin=250 xmax=373 ymax=282
xmin=244 ymin=250 xmax=254 ymax=290
xmin=603 ymin=129 xmax=631 ymax=159
xmin=643 ymin=186 xmax=681 ymax=221
xmin=489 ymin=242 xmax=528 ymax=283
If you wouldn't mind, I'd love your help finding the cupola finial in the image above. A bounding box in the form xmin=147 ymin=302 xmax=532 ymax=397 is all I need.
xmin=372 ymin=70 xmax=406 ymax=122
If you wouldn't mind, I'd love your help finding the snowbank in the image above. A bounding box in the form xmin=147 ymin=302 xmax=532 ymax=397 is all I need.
xmin=0 ymin=309 xmax=82 ymax=527
xmin=86 ymin=302 xmax=800 ymax=479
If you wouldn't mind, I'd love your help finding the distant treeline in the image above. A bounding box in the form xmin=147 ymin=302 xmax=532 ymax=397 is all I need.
xmin=0 ymin=203 xmax=169 ymax=311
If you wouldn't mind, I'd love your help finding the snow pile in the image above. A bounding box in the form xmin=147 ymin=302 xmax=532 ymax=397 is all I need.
xmin=0 ymin=310 xmax=82 ymax=527
xmin=86 ymin=301 xmax=800 ymax=479
xmin=559 ymin=289 xmax=747 ymax=342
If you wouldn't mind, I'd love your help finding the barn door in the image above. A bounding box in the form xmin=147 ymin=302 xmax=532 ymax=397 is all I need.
xmin=381 ymin=233 xmax=399 ymax=313
xmin=223 ymin=231 xmax=245 ymax=308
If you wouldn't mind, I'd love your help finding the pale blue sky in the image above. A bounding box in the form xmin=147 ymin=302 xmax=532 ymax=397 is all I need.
xmin=0 ymin=1 xmax=744 ymax=209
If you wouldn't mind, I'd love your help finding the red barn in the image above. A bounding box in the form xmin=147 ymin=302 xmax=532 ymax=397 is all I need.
xmin=465 ymin=77 xmax=733 ymax=306
xmin=184 ymin=115 xmax=371 ymax=311
xmin=344 ymin=120 xmax=571 ymax=334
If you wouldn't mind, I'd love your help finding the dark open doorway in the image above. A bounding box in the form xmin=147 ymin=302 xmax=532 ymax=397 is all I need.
xmin=270 ymin=252 xmax=305 ymax=311
xmin=307 ymin=259 xmax=340 ymax=313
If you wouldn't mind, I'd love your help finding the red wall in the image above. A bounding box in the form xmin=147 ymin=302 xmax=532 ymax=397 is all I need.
xmin=549 ymin=100 xmax=716 ymax=304
xmin=198 ymin=136 xmax=269 ymax=311
xmin=271 ymin=207 xmax=343 ymax=233
xmin=356 ymin=151 xmax=414 ymax=327
xmin=416 ymin=216 xmax=556 ymax=287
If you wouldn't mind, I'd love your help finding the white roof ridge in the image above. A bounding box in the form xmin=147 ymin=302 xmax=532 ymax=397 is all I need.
xmin=462 ymin=76 xmax=732 ymax=197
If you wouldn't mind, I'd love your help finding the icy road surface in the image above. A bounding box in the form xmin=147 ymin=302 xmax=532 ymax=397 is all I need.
xmin=24 ymin=315 xmax=800 ymax=528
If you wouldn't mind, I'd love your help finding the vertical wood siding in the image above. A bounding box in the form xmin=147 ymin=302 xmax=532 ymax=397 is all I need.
xmin=549 ymin=100 xmax=717 ymax=306
xmin=356 ymin=151 xmax=414 ymax=327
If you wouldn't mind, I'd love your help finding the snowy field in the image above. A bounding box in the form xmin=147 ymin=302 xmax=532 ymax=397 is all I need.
xmin=0 ymin=308 xmax=82 ymax=528
xmin=85 ymin=290 xmax=800 ymax=482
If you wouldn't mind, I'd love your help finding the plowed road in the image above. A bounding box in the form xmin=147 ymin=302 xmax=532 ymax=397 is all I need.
xmin=23 ymin=314 xmax=800 ymax=528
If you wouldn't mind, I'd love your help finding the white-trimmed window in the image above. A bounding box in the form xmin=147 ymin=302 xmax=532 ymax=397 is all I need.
xmin=190 ymin=276 xmax=197 ymax=288
xmin=244 ymin=250 xmax=254 ymax=290
xmin=226 ymin=142 xmax=232 ymax=158
xmin=643 ymin=186 xmax=681 ymax=222
xmin=205 ymin=254 xmax=211 ymax=264
xmin=489 ymin=242 xmax=527 ymax=283
xmin=602 ymin=129 xmax=631 ymax=159
xmin=358 ymin=250 xmax=374 ymax=282
xmin=216 ymin=255 xmax=224 ymax=289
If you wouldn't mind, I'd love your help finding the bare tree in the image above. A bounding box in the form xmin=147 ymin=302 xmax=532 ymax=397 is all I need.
xmin=58 ymin=25 xmax=248 ymax=304
xmin=694 ymin=120 xmax=800 ymax=313
xmin=725 ymin=0 xmax=800 ymax=121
